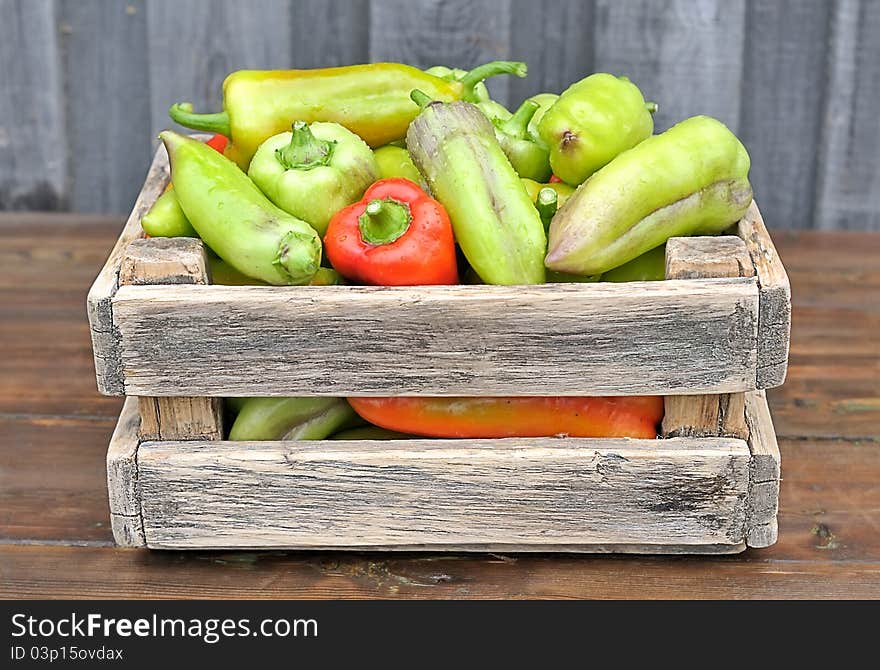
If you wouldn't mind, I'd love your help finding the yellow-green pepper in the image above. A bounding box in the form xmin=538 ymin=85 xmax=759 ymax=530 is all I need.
xmin=373 ymin=145 xmax=422 ymax=184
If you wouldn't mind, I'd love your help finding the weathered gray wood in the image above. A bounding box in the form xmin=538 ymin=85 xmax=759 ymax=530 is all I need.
xmin=59 ymin=0 xmax=152 ymax=213
xmin=291 ymin=0 xmax=370 ymax=67
xmin=664 ymin=236 xmax=755 ymax=281
xmin=739 ymin=0 xmax=831 ymax=230
xmin=0 ymin=0 xmax=66 ymax=209
xmin=86 ymin=145 xmax=168 ymax=395
xmin=137 ymin=436 xmax=751 ymax=550
xmin=369 ymin=0 xmax=515 ymax=105
xmin=736 ymin=201 xmax=791 ymax=388
xmin=106 ymin=397 xmax=146 ymax=547
xmin=744 ymin=390 xmax=780 ymax=548
xmin=815 ymin=0 xmax=880 ymax=231
xmin=110 ymin=278 xmax=759 ymax=397
xmin=147 ymin=0 xmax=292 ymax=141
xmin=592 ymin=0 xmax=746 ymax=133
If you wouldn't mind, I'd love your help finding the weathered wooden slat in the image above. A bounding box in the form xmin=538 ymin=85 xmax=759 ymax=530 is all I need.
xmin=137 ymin=435 xmax=751 ymax=550
xmin=291 ymin=0 xmax=370 ymax=67
xmin=59 ymin=0 xmax=152 ymax=213
xmin=369 ymin=0 xmax=515 ymax=105
xmin=592 ymin=0 xmax=746 ymax=133
xmin=106 ymin=397 xmax=145 ymax=547
xmin=736 ymin=201 xmax=791 ymax=388
xmin=744 ymin=390 xmax=781 ymax=548
xmin=0 ymin=0 xmax=66 ymax=209
xmin=739 ymin=0 xmax=831 ymax=230
xmin=86 ymin=145 xmax=168 ymax=395
xmin=662 ymin=236 xmax=752 ymax=440
xmin=815 ymin=0 xmax=880 ymax=231
xmin=110 ymin=278 xmax=759 ymax=397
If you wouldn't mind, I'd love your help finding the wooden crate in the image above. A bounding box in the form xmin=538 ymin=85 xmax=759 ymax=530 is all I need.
xmin=90 ymin=144 xmax=789 ymax=553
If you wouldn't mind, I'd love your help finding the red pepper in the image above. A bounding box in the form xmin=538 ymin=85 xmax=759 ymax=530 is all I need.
xmin=549 ymin=173 xmax=563 ymax=183
xmin=324 ymin=178 xmax=458 ymax=285
xmin=205 ymin=133 xmax=229 ymax=154
xmin=348 ymin=396 xmax=664 ymax=439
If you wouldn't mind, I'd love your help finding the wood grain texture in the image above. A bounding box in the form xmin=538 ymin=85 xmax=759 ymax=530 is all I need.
xmin=662 ymin=236 xmax=751 ymax=440
xmin=0 ymin=0 xmax=66 ymax=210
xmin=744 ymin=390 xmax=780 ymax=548
xmin=110 ymin=279 xmax=759 ymax=396
xmin=736 ymin=202 xmax=792 ymax=388
xmin=816 ymin=0 xmax=880 ymax=231
xmin=136 ymin=435 xmax=751 ymax=550
xmin=739 ymin=0 xmax=831 ymax=230
xmin=105 ymin=397 xmax=144 ymax=547
xmin=291 ymin=0 xmax=370 ymax=68
xmin=59 ymin=0 xmax=151 ymax=214
xmin=369 ymin=0 xmax=515 ymax=105
xmin=86 ymin=146 xmax=166 ymax=395
xmin=592 ymin=0 xmax=746 ymax=132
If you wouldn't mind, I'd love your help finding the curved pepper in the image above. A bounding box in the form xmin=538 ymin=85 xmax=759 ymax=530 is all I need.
xmin=407 ymin=92 xmax=546 ymax=285
xmin=248 ymin=121 xmax=378 ymax=236
xmin=373 ymin=145 xmax=423 ymax=185
xmin=325 ymin=178 xmax=458 ymax=286
xmin=525 ymin=92 xmax=558 ymax=144
xmin=538 ymin=73 xmax=656 ymax=185
xmin=348 ymin=396 xmax=664 ymax=439
xmin=600 ymin=245 xmax=667 ymax=282
xmin=168 ymin=60 xmax=527 ymax=168
xmin=140 ymin=190 xmax=198 ymax=238
xmin=160 ymin=131 xmax=322 ymax=285
xmin=493 ymin=100 xmax=552 ymax=182
xmin=545 ymin=115 xmax=752 ymax=276
xmin=229 ymin=397 xmax=361 ymax=441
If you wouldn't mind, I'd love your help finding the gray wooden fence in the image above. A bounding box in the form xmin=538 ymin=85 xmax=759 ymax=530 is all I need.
xmin=0 ymin=0 xmax=878 ymax=230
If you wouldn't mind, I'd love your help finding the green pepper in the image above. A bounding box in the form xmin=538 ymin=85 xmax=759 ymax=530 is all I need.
xmin=169 ymin=61 xmax=527 ymax=168
xmin=229 ymin=397 xmax=361 ymax=441
xmin=141 ymin=189 xmax=198 ymax=238
xmin=407 ymin=91 xmax=546 ymax=285
xmin=247 ymin=121 xmax=378 ymax=236
xmin=521 ymin=178 xmax=574 ymax=208
xmin=538 ymin=73 xmax=656 ymax=185
xmin=208 ymin=253 xmax=342 ymax=286
xmin=373 ymin=145 xmax=423 ymax=184
xmin=493 ymin=100 xmax=552 ymax=182
xmin=525 ymin=92 xmax=558 ymax=144
xmin=600 ymin=245 xmax=667 ymax=282
xmin=159 ymin=131 xmax=321 ymax=285
xmin=545 ymin=115 xmax=752 ymax=276
xmin=423 ymin=64 xmax=512 ymax=122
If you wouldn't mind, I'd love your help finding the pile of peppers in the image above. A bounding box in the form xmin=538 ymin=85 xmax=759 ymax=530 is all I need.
xmin=145 ymin=58 xmax=755 ymax=441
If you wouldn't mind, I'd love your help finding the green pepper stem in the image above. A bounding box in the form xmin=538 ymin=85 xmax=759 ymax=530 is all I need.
xmin=358 ymin=198 xmax=412 ymax=246
xmin=645 ymin=101 xmax=659 ymax=114
xmin=275 ymin=121 xmax=335 ymax=170
xmin=410 ymin=89 xmax=435 ymax=109
xmin=497 ymin=100 xmax=539 ymax=140
xmin=168 ymin=103 xmax=231 ymax=137
xmin=536 ymin=187 xmax=558 ymax=232
xmin=458 ymin=60 xmax=528 ymax=102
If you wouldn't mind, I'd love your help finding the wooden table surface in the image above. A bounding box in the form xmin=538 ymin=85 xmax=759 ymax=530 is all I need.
xmin=1 ymin=213 xmax=878 ymax=599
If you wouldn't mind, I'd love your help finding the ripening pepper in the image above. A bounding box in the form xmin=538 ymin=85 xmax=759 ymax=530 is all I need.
xmin=545 ymin=115 xmax=752 ymax=276
xmin=324 ymin=178 xmax=458 ymax=286
xmin=600 ymin=244 xmax=667 ymax=282
xmin=538 ymin=73 xmax=656 ymax=185
xmin=373 ymin=145 xmax=423 ymax=185
xmin=229 ymin=397 xmax=361 ymax=441
xmin=407 ymin=92 xmax=546 ymax=285
xmin=140 ymin=190 xmax=198 ymax=238
xmin=159 ymin=131 xmax=322 ymax=285
xmin=347 ymin=396 xmax=664 ymax=439
xmin=248 ymin=121 xmax=378 ymax=236
xmin=493 ymin=99 xmax=552 ymax=182
xmin=168 ymin=60 xmax=527 ymax=168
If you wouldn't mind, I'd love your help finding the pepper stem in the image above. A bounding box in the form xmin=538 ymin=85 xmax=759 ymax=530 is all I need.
xmin=645 ymin=101 xmax=659 ymax=114
xmin=536 ymin=187 xmax=558 ymax=232
xmin=497 ymin=100 xmax=539 ymax=140
xmin=358 ymin=198 xmax=412 ymax=246
xmin=275 ymin=121 xmax=335 ymax=170
xmin=458 ymin=60 xmax=528 ymax=102
xmin=410 ymin=89 xmax=435 ymax=109
xmin=168 ymin=103 xmax=231 ymax=137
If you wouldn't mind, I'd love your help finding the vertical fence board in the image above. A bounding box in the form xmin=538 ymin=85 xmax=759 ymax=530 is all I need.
xmin=738 ymin=0 xmax=831 ymax=230
xmin=0 ymin=0 xmax=66 ymax=210
xmin=369 ymin=0 xmax=514 ymax=105
xmin=291 ymin=0 xmax=370 ymax=67
xmin=146 ymin=0 xmax=292 ymax=141
xmin=60 ymin=0 xmax=150 ymax=213
xmin=816 ymin=0 xmax=880 ymax=231
xmin=507 ymin=0 xmax=594 ymax=105
xmin=592 ymin=0 xmax=746 ymax=133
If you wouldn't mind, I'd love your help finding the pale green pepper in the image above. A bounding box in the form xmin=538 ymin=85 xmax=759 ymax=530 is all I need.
xmin=373 ymin=145 xmax=423 ymax=184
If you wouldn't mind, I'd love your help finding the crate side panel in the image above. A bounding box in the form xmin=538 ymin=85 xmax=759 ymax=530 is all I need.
xmin=112 ymin=279 xmax=759 ymax=396
xmin=138 ymin=437 xmax=751 ymax=550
